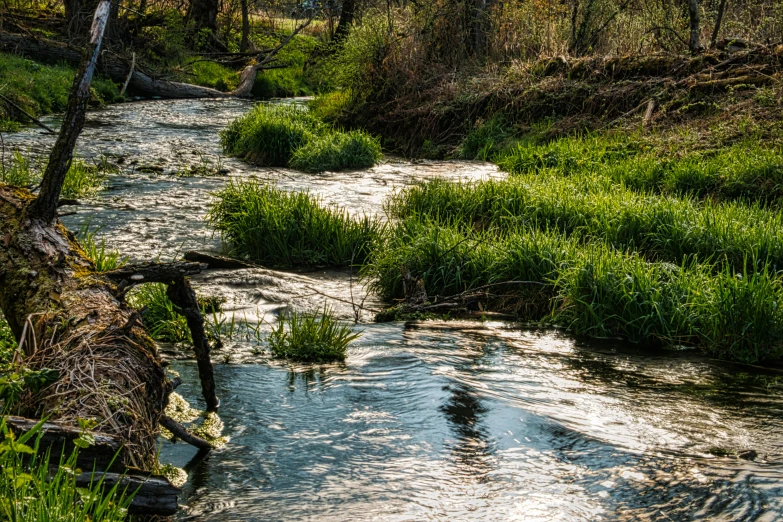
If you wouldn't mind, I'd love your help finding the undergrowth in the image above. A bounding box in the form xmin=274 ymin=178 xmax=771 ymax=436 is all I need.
xmin=0 ymin=152 xmax=109 ymax=198
xmin=0 ymin=418 xmax=134 ymax=521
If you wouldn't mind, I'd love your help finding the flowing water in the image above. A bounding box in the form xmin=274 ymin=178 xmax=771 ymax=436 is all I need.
xmin=4 ymin=99 xmax=783 ymax=521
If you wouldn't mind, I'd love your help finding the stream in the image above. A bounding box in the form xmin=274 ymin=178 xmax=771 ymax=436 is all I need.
xmin=4 ymin=99 xmax=783 ymax=521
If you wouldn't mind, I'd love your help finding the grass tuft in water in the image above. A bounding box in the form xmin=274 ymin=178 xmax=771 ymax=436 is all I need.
xmin=268 ymin=306 xmax=358 ymax=362
xmin=289 ymin=129 xmax=382 ymax=173
xmin=0 ymin=152 xmax=107 ymax=198
xmin=219 ymin=103 xmax=382 ymax=172
xmin=208 ymin=181 xmax=382 ymax=268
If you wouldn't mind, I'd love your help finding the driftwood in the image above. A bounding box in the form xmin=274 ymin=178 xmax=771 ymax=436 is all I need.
xmin=104 ymin=261 xmax=207 ymax=285
xmin=184 ymin=250 xmax=257 ymax=269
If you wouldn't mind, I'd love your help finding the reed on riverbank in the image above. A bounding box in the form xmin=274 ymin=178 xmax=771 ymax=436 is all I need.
xmin=208 ymin=181 xmax=382 ymax=267
xmin=494 ymin=136 xmax=783 ymax=206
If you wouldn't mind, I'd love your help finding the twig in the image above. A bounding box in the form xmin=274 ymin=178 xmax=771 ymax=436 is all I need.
xmin=160 ymin=415 xmax=213 ymax=450
xmin=304 ymin=286 xmax=382 ymax=313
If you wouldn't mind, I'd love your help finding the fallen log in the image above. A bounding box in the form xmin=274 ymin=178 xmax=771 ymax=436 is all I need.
xmin=75 ymin=471 xmax=180 ymax=516
xmin=0 ymin=31 xmax=226 ymax=99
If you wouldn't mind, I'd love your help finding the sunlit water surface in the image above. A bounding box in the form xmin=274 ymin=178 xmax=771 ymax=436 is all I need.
xmin=4 ymin=99 xmax=783 ymax=521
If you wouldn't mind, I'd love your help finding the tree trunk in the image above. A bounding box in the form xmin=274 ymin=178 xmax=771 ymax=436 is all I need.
xmin=240 ymin=0 xmax=250 ymax=52
xmin=710 ymin=0 xmax=728 ymax=49
xmin=334 ymin=0 xmax=356 ymax=42
xmin=0 ymin=0 xmax=168 ymax=475
xmin=688 ymin=0 xmax=701 ymax=55
xmin=189 ymin=0 xmax=219 ymax=39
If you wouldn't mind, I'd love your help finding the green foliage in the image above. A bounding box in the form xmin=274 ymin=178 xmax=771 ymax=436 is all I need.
xmin=0 ymin=313 xmax=59 ymax=406
xmin=60 ymin=161 xmax=107 ymax=199
xmin=188 ymin=60 xmax=238 ymax=91
xmin=0 ymin=53 xmax=118 ymax=123
xmin=269 ymin=306 xmax=359 ymax=362
xmin=208 ymin=182 xmax=382 ymax=267
xmin=289 ymin=129 xmax=382 ymax=172
xmin=386 ymin=175 xmax=783 ymax=274
xmin=76 ymin=224 xmax=128 ymax=273
xmin=250 ymin=34 xmax=325 ymax=98
xmin=0 ymin=153 xmax=107 ymax=198
xmin=458 ymin=114 xmax=512 ymax=160
xmin=364 ymin=216 xmax=783 ymax=362
xmin=0 ymin=419 xmax=134 ymax=521
xmin=308 ymin=91 xmax=351 ymax=123
xmin=220 ymin=104 xmax=382 ymax=172
xmin=496 ymin=135 xmax=783 ymax=205
xmin=220 ymin=104 xmax=322 ymax=167
xmin=0 ymin=313 xmax=14 ymax=362
xmin=127 ymin=284 xmax=191 ymax=343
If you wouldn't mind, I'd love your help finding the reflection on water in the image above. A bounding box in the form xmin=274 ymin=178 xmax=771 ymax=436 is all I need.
xmin=166 ymin=323 xmax=783 ymax=521
xmin=4 ymin=100 xmax=783 ymax=520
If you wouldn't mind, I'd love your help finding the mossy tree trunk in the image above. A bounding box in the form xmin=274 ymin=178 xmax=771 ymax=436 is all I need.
xmin=0 ymin=0 xmax=168 ymax=471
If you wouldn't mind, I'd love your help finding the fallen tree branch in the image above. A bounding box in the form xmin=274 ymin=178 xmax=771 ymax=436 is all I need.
xmin=0 ymin=93 xmax=56 ymax=134
xmin=160 ymin=415 xmax=213 ymax=450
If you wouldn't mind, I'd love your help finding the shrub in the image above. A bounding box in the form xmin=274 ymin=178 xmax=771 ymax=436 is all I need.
xmin=208 ymin=181 xmax=382 ymax=267
xmin=289 ymin=129 xmax=382 ymax=172
xmin=268 ymin=306 xmax=359 ymax=362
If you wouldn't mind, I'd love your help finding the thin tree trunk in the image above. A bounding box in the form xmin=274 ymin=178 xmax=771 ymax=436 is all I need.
xmin=240 ymin=0 xmax=250 ymax=52
xmin=710 ymin=0 xmax=728 ymax=49
xmin=30 ymin=0 xmax=112 ymax=223
xmin=688 ymin=0 xmax=701 ymax=54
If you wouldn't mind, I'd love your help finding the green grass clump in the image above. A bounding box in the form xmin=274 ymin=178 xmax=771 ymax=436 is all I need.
xmin=208 ymin=181 xmax=381 ymax=267
xmin=0 ymin=53 xmax=119 ymax=123
xmin=220 ymin=104 xmax=322 ymax=167
xmin=0 ymin=419 xmax=134 ymax=521
xmin=220 ymin=104 xmax=383 ymax=172
xmin=269 ymin=306 xmax=358 ymax=362
xmin=76 ymin=224 xmax=128 ymax=272
xmin=458 ymin=114 xmax=512 ymax=161
xmin=364 ymin=217 xmax=783 ymax=362
xmin=495 ymin=135 xmax=783 ymax=206
xmin=127 ymin=283 xmax=191 ymax=343
xmin=289 ymin=129 xmax=381 ymax=172
xmin=187 ymin=60 xmax=238 ymax=91
xmin=0 ymin=153 xmax=107 ymax=198
xmin=387 ymin=176 xmax=783 ymax=273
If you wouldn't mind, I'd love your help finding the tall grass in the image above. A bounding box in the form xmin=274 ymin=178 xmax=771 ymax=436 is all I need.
xmin=289 ymin=130 xmax=382 ymax=172
xmin=494 ymin=136 xmax=783 ymax=206
xmin=269 ymin=306 xmax=359 ymax=362
xmin=363 ymin=217 xmax=783 ymax=362
xmin=208 ymin=182 xmax=382 ymax=267
xmin=0 ymin=53 xmax=119 ymax=124
xmin=387 ymin=175 xmax=783 ymax=273
xmin=219 ymin=104 xmax=383 ymax=172
xmin=0 ymin=419 xmax=134 ymax=522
